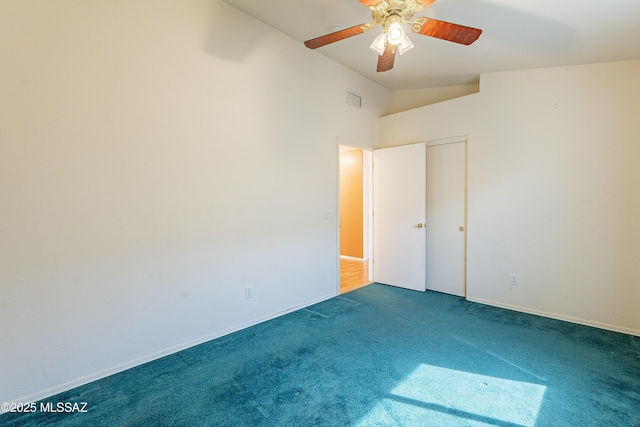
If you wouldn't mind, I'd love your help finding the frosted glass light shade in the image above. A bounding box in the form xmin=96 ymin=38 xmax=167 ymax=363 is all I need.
xmin=370 ymin=32 xmax=387 ymax=55
xmin=398 ymin=35 xmax=414 ymax=55
xmin=387 ymin=20 xmax=405 ymax=45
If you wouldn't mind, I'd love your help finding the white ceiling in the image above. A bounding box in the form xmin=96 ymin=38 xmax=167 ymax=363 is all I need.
xmin=222 ymin=0 xmax=640 ymax=91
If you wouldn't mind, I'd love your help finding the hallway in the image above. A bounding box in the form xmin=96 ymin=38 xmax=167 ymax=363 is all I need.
xmin=340 ymin=258 xmax=371 ymax=294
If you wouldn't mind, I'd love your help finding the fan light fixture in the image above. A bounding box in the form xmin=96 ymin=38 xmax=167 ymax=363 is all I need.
xmin=304 ymin=0 xmax=483 ymax=73
xmin=369 ymin=31 xmax=387 ymax=55
xmin=397 ymin=35 xmax=414 ymax=55
xmin=386 ymin=15 xmax=405 ymax=45
xmin=369 ymin=31 xmax=414 ymax=56
xmin=369 ymin=13 xmax=414 ymax=57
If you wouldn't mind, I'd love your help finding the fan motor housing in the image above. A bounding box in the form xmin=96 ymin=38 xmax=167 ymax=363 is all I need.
xmin=370 ymin=0 xmax=425 ymax=27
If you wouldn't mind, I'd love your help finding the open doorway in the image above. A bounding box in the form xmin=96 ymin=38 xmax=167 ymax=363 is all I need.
xmin=339 ymin=145 xmax=373 ymax=293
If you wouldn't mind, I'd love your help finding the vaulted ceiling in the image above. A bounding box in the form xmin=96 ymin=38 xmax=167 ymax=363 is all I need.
xmin=222 ymin=0 xmax=640 ymax=90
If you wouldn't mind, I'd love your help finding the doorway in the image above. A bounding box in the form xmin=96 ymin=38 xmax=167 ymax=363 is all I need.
xmin=338 ymin=138 xmax=467 ymax=297
xmin=339 ymin=145 xmax=373 ymax=294
xmin=371 ymin=138 xmax=467 ymax=296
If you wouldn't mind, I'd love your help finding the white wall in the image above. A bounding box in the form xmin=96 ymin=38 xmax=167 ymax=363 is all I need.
xmin=385 ymin=84 xmax=479 ymax=116
xmin=0 ymin=0 xmax=389 ymax=404
xmin=380 ymin=60 xmax=640 ymax=336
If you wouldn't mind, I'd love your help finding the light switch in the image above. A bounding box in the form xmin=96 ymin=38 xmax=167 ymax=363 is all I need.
xmin=509 ymin=274 xmax=519 ymax=286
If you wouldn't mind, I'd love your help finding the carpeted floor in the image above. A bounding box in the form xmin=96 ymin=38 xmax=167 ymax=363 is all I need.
xmin=3 ymin=284 xmax=640 ymax=426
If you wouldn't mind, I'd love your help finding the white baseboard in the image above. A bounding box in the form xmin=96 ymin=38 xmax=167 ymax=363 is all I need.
xmin=10 ymin=292 xmax=636 ymax=413
xmin=4 ymin=292 xmax=337 ymax=411
xmin=466 ymin=296 xmax=640 ymax=337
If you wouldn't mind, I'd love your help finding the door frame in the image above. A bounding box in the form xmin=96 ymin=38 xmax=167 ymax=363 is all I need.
xmin=335 ymin=135 xmax=468 ymax=297
xmin=336 ymin=137 xmax=374 ymax=295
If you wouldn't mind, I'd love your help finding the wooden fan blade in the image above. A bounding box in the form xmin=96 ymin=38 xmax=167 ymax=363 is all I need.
xmin=377 ymin=43 xmax=396 ymax=72
xmin=359 ymin=0 xmax=436 ymax=8
xmin=411 ymin=17 xmax=482 ymax=45
xmin=304 ymin=23 xmax=372 ymax=49
xmin=358 ymin=0 xmax=383 ymax=7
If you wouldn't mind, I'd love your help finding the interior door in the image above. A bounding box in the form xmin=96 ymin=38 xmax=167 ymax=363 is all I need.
xmin=426 ymin=141 xmax=467 ymax=296
xmin=373 ymin=143 xmax=426 ymax=291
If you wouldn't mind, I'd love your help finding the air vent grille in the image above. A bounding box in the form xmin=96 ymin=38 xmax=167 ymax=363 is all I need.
xmin=346 ymin=91 xmax=362 ymax=109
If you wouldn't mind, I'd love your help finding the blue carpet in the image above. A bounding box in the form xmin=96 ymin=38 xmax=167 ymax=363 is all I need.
xmin=3 ymin=284 xmax=640 ymax=426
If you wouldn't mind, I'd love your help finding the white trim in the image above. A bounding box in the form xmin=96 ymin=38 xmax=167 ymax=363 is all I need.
xmin=337 ymin=136 xmax=372 ymax=151
xmin=335 ymin=139 xmax=341 ymax=296
xmin=466 ymin=297 xmax=640 ymax=337
xmin=364 ymin=150 xmax=374 ymax=282
xmin=378 ymin=136 xmax=468 ymax=150
xmin=3 ymin=292 xmax=336 ymax=411
xmin=361 ymin=149 xmax=370 ymax=261
xmin=338 ymin=139 xmax=374 ymax=285
xmin=340 ymin=255 xmax=367 ymax=261
xmin=425 ymin=135 xmax=467 ymax=147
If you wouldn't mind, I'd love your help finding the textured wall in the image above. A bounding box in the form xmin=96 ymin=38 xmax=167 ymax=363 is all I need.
xmin=380 ymin=60 xmax=640 ymax=336
xmin=0 ymin=0 xmax=389 ymax=404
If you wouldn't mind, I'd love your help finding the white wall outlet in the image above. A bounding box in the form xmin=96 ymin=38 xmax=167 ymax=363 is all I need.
xmin=245 ymin=286 xmax=253 ymax=299
xmin=509 ymin=274 xmax=519 ymax=286
xmin=324 ymin=208 xmax=335 ymax=219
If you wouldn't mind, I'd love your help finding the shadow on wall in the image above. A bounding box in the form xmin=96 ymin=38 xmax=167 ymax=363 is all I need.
xmin=203 ymin=1 xmax=264 ymax=62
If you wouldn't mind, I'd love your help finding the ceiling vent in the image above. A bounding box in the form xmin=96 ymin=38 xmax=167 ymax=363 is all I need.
xmin=346 ymin=90 xmax=362 ymax=109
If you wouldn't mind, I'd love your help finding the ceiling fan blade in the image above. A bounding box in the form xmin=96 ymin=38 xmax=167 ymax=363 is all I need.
xmin=358 ymin=0 xmax=436 ymax=8
xmin=304 ymin=23 xmax=373 ymax=49
xmin=377 ymin=43 xmax=396 ymax=72
xmin=358 ymin=0 xmax=383 ymax=7
xmin=411 ymin=17 xmax=482 ymax=45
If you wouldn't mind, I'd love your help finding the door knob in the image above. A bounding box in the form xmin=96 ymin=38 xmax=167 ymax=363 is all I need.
xmin=459 ymin=226 xmax=465 ymax=232
xmin=417 ymin=223 xmax=424 ymax=228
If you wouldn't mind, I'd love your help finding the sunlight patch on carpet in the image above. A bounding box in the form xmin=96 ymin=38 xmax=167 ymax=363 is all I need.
xmin=356 ymin=364 xmax=546 ymax=427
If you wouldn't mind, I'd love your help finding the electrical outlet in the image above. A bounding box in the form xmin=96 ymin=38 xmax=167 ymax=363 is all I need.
xmin=509 ymin=274 xmax=519 ymax=286
xmin=324 ymin=208 xmax=335 ymax=219
xmin=245 ymin=286 xmax=253 ymax=299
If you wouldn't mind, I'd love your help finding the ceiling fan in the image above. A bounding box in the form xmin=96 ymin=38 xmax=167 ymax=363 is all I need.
xmin=304 ymin=0 xmax=482 ymax=72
